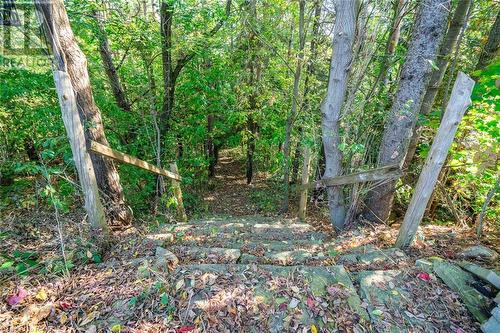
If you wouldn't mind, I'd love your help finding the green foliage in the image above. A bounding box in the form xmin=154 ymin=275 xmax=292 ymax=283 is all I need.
xmin=1 ymin=0 xmax=498 ymax=229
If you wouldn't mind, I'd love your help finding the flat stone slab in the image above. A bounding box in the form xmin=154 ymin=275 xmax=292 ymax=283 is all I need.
xmin=433 ymin=260 xmax=490 ymax=323
xmin=169 ymin=246 xmax=241 ymax=263
xmin=460 ymin=245 xmax=499 ymax=261
xmin=482 ymin=316 xmax=500 ymax=333
xmin=459 ymin=261 xmax=500 ymax=289
xmin=337 ymin=247 xmax=408 ymax=267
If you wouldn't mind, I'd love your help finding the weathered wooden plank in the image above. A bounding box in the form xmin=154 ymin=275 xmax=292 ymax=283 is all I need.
xmin=88 ymin=140 xmax=181 ymax=181
xmin=396 ymin=72 xmax=474 ymax=248
xmin=298 ymin=147 xmax=311 ymax=221
xmin=297 ymin=165 xmax=401 ymax=191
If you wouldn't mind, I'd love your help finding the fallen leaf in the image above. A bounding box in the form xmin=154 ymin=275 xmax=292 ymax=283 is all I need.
xmin=110 ymin=323 xmax=122 ymax=332
xmin=59 ymin=301 xmax=74 ymax=310
xmin=21 ymin=303 xmax=54 ymax=324
xmin=177 ymin=326 xmax=195 ymax=333
xmin=288 ymin=298 xmax=300 ymax=309
xmin=417 ymin=272 xmax=430 ymax=281
xmin=306 ymin=297 xmax=315 ymax=309
xmin=310 ymin=324 xmax=318 ymax=333
xmin=175 ymin=279 xmax=185 ymax=291
xmin=60 ymin=312 xmax=68 ymax=325
xmin=35 ymin=289 xmax=48 ymax=302
xmin=279 ymin=302 xmax=287 ymax=311
xmin=7 ymin=287 xmax=28 ymax=306
xmin=371 ymin=309 xmax=383 ymax=316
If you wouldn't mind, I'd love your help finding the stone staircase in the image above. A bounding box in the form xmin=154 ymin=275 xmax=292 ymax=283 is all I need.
xmin=146 ymin=215 xmax=498 ymax=332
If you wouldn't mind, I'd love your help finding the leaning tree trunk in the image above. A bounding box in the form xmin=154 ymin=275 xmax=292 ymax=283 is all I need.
xmin=41 ymin=0 xmax=132 ymax=226
xmin=93 ymin=10 xmax=130 ymax=114
xmin=35 ymin=0 xmax=109 ymax=247
xmin=321 ymin=0 xmax=357 ymax=230
xmin=475 ymin=11 xmax=500 ymax=71
xmin=363 ymin=0 xmax=450 ymax=223
xmin=282 ymin=0 xmax=305 ymax=211
xmin=404 ymin=0 xmax=472 ymax=167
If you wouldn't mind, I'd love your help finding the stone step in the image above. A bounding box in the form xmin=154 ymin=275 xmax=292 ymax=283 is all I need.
xmin=165 ymin=221 xmax=314 ymax=236
xmin=177 ymin=229 xmax=327 ymax=243
xmin=168 ymin=263 xmax=369 ymax=332
xmin=169 ymin=245 xmax=334 ymax=266
xmin=169 ymin=246 xmax=241 ymax=264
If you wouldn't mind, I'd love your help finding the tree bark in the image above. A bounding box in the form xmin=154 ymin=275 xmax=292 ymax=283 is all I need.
xmin=36 ymin=0 xmax=131 ymax=226
xmin=363 ymin=0 xmax=451 ymax=223
xmin=207 ymin=113 xmax=217 ymax=178
xmin=321 ymin=0 xmax=357 ymax=231
xmin=404 ymin=0 xmax=472 ymax=167
xmin=93 ymin=10 xmax=131 ymax=114
xmin=475 ymin=11 xmax=500 ymax=71
xmin=282 ymin=0 xmax=305 ymax=211
xmin=395 ymin=72 xmax=474 ymax=248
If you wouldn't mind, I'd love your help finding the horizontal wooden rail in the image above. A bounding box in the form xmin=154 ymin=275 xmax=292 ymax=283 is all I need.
xmin=297 ymin=164 xmax=401 ymax=191
xmin=88 ymin=140 xmax=182 ymax=181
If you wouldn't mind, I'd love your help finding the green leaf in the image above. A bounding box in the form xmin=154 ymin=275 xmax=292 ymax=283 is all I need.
xmin=160 ymin=292 xmax=169 ymax=305
xmin=0 ymin=261 xmax=14 ymax=269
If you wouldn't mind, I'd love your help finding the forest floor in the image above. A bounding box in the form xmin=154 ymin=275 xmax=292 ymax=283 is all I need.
xmin=0 ymin=152 xmax=499 ymax=332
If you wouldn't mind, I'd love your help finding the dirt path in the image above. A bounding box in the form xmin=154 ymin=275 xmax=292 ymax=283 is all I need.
xmin=203 ymin=150 xmax=274 ymax=216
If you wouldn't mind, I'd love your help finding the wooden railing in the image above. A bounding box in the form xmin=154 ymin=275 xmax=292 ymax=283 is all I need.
xmin=88 ymin=140 xmax=187 ymax=222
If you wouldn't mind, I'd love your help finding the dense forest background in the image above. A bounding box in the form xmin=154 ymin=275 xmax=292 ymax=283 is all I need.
xmin=0 ymin=0 xmax=498 ymax=231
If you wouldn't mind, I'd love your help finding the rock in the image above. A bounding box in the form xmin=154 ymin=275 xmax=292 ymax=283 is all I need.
xmin=460 ymin=261 xmax=500 ymax=289
xmin=264 ymin=250 xmax=312 ymax=265
xmin=338 ymin=253 xmax=358 ymax=265
xmin=155 ymin=247 xmax=179 ymax=271
xmin=481 ymin=316 xmax=500 ymax=333
xmin=492 ymin=306 xmax=500 ymax=322
xmin=357 ymin=248 xmax=407 ymax=265
xmin=460 ymin=245 xmax=498 ymax=261
xmin=415 ymin=258 xmax=433 ymax=273
xmin=433 ymin=260 xmax=490 ymax=323
xmin=239 ymin=253 xmax=259 ymax=264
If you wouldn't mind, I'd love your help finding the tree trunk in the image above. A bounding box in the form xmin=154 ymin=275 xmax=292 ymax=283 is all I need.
xmin=207 ymin=114 xmax=217 ymax=178
xmin=245 ymin=0 xmax=260 ymax=185
xmin=282 ymin=0 xmax=305 ymax=211
xmin=365 ymin=0 xmax=407 ymax=101
xmin=404 ymin=0 xmax=472 ymax=167
xmin=291 ymin=127 xmax=303 ymax=184
xmin=37 ymin=0 xmax=131 ymax=226
xmin=321 ymin=0 xmax=357 ymax=231
xmin=476 ymin=175 xmax=500 ymax=237
xmin=35 ymin=0 xmax=109 ymax=246
xmin=363 ymin=0 xmax=450 ymax=223
xmin=395 ymin=72 xmax=474 ymax=248
xmin=246 ymin=115 xmax=257 ymax=185
xmin=160 ymin=0 xmax=175 ymax=132
xmin=475 ymin=11 xmax=500 ymax=71
xmin=93 ymin=10 xmax=130 ymax=114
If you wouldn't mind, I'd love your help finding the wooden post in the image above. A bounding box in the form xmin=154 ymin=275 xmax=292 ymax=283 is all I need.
xmin=53 ymin=70 xmax=109 ymax=244
xmin=169 ymin=162 xmax=187 ymax=222
xmin=298 ymin=147 xmax=311 ymax=221
xmin=395 ymin=72 xmax=474 ymax=249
